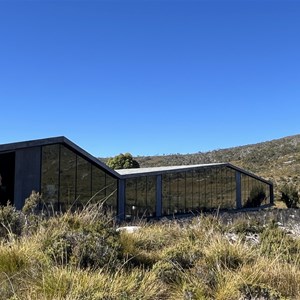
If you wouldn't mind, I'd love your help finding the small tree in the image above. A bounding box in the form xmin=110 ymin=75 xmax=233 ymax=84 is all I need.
xmin=280 ymin=184 xmax=299 ymax=208
xmin=107 ymin=153 xmax=140 ymax=170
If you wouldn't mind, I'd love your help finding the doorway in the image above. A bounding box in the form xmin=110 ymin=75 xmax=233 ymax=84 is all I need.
xmin=0 ymin=152 xmax=15 ymax=205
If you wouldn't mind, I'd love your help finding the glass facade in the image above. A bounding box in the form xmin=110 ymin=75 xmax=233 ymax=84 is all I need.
xmin=125 ymin=176 xmax=156 ymax=218
xmin=40 ymin=142 xmax=272 ymax=219
xmin=41 ymin=144 xmax=117 ymax=212
xmin=241 ymin=173 xmax=270 ymax=208
xmin=162 ymin=166 xmax=238 ymax=216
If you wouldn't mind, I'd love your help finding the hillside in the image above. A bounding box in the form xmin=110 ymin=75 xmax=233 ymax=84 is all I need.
xmin=103 ymin=134 xmax=300 ymax=199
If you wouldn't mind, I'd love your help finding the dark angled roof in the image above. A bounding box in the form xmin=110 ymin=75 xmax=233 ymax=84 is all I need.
xmin=0 ymin=136 xmax=121 ymax=178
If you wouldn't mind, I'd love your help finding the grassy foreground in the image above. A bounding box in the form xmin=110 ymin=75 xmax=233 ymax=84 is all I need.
xmin=1 ymin=199 xmax=300 ymax=299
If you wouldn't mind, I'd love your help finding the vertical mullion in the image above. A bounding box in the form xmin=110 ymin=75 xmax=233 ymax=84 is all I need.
xmin=58 ymin=144 xmax=61 ymax=211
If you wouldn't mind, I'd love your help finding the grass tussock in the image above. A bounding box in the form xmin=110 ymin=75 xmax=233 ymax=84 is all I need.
xmin=1 ymin=198 xmax=300 ymax=299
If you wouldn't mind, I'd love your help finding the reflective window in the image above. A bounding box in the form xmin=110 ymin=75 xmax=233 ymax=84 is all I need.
xmin=224 ymin=167 xmax=236 ymax=209
xmin=125 ymin=176 xmax=156 ymax=219
xmin=193 ymin=170 xmax=200 ymax=211
xmin=136 ymin=176 xmax=147 ymax=216
xmin=242 ymin=173 xmax=269 ymax=208
xmin=162 ymin=174 xmax=171 ymax=215
xmin=178 ymin=172 xmax=186 ymax=213
xmin=146 ymin=176 xmax=156 ymax=217
xmin=76 ymin=156 xmax=91 ymax=205
xmin=59 ymin=146 xmax=76 ymax=210
xmin=105 ymin=173 xmax=117 ymax=209
xmin=125 ymin=178 xmax=136 ymax=218
xmin=41 ymin=143 xmax=117 ymax=213
xmin=169 ymin=173 xmax=179 ymax=214
xmin=185 ymin=171 xmax=193 ymax=211
xmin=41 ymin=145 xmax=59 ymax=208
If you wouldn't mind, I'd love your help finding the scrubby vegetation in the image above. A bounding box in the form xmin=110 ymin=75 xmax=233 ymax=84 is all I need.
xmin=102 ymin=134 xmax=300 ymax=200
xmin=2 ymin=196 xmax=300 ymax=299
xmin=107 ymin=153 xmax=140 ymax=170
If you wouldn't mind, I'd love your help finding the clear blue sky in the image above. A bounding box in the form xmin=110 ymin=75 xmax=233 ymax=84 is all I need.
xmin=0 ymin=0 xmax=299 ymax=157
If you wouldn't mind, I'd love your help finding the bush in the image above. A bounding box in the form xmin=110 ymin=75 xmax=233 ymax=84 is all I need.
xmin=0 ymin=203 xmax=24 ymax=239
xmin=41 ymin=208 xmax=121 ymax=270
xmin=280 ymin=184 xmax=299 ymax=208
xmin=244 ymin=185 xmax=266 ymax=208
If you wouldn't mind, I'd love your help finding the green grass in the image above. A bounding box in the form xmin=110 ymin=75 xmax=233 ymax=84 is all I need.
xmin=1 ymin=201 xmax=300 ymax=299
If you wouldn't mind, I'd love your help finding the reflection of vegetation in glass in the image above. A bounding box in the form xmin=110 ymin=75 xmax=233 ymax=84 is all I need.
xmin=162 ymin=174 xmax=170 ymax=215
xmin=41 ymin=144 xmax=117 ymax=212
xmin=185 ymin=171 xmax=193 ymax=211
xmin=41 ymin=145 xmax=59 ymax=206
xmin=76 ymin=156 xmax=91 ymax=205
xmin=178 ymin=172 xmax=186 ymax=213
xmin=162 ymin=173 xmax=179 ymax=215
xmin=125 ymin=176 xmax=156 ymax=218
xmin=214 ymin=166 xmax=235 ymax=209
xmin=146 ymin=176 xmax=156 ymax=217
xmin=244 ymin=184 xmax=267 ymax=208
xmin=169 ymin=173 xmax=178 ymax=214
xmin=199 ymin=169 xmax=208 ymax=209
xmin=241 ymin=174 xmax=249 ymax=207
xmin=241 ymin=174 xmax=269 ymax=208
xmin=193 ymin=170 xmax=200 ymax=210
xmin=223 ymin=168 xmax=236 ymax=209
xmin=91 ymin=165 xmax=106 ymax=203
xmin=59 ymin=146 xmax=76 ymax=210
xmin=105 ymin=173 xmax=117 ymax=209
xmin=205 ymin=168 xmax=214 ymax=209
xmin=136 ymin=176 xmax=147 ymax=216
xmin=160 ymin=166 xmax=267 ymax=215
xmin=210 ymin=167 xmax=218 ymax=208
xmin=126 ymin=178 xmax=137 ymax=217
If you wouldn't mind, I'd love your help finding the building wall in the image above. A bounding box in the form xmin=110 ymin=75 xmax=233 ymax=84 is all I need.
xmin=122 ymin=165 xmax=273 ymax=220
xmin=14 ymin=147 xmax=41 ymax=209
xmin=0 ymin=138 xmax=274 ymax=219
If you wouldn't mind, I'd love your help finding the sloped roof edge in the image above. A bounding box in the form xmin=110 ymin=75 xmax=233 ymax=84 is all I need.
xmin=0 ymin=137 xmax=273 ymax=186
xmin=0 ymin=136 xmax=121 ymax=178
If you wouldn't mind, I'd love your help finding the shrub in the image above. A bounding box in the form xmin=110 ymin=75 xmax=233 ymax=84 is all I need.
xmin=42 ymin=226 xmax=120 ymax=269
xmin=0 ymin=202 xmax=24 ymax=239
xmin=244 ymin=185 xmax=266 ymax=208
xmin=107 ymin=153 xmax=140 ymax=169
xmin=22 ymin=191 xmax=41 ymax=215
xmin=280 ymin=184 xmax=299 ymax=208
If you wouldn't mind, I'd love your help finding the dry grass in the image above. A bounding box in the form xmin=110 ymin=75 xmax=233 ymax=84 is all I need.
xmin=1 ymin=202 xmax=300 ymax=299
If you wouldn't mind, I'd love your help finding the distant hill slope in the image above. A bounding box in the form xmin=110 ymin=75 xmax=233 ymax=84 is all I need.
xmin=101 ymin=134 xmax=300 ymax=198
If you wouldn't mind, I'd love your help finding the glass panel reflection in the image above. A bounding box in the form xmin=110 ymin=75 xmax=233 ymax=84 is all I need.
xmin=76 ymin=156 xmax=91 ymax=205
xmin=41 ymin=145 xmax=59 ymax=209
xmin=91 ymin=165 xmax=106 ymax=203
xmin=146 ymin=176 xmax=156 ymax=217
xmin=59 ymin=146 xmax=76 ymax=211
xmin=105 ymin=173 xmax=117 ymax=210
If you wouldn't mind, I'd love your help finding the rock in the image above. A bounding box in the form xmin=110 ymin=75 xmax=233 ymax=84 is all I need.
xmin=116 ymin=226 xmax=141 ymax=233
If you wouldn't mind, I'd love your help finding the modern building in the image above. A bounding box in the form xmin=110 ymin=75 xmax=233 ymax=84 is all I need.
xmin=0 ymin=136 xmax=273 ymax=219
